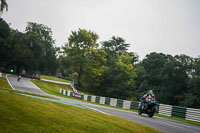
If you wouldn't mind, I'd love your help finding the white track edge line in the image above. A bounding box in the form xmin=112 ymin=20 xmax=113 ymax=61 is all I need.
xmin=85 ymin=106 xmax=112 ymax=116
xmin=6 ymin=74 xmax=16 ymax=90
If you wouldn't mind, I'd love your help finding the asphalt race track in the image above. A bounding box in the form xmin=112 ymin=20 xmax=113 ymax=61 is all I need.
xmin=7 ymin=74 xmax=200 ymax=133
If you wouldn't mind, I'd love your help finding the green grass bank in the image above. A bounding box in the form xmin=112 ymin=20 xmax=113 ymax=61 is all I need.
xmin=0 ymin=77 xmax=162 ymax=133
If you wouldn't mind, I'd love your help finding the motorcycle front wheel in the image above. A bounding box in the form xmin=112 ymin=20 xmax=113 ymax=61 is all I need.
xmin=148 ymin=106 xmax=155 ymax=117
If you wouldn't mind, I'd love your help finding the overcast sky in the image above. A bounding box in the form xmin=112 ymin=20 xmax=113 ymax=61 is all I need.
xmin=2 ymin=0 xmax=200 ymax=60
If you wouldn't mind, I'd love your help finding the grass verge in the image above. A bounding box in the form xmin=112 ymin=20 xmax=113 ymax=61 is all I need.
xmin=40 ymin=75 xmax=71 ymax=83
xmin=31 ymin=79 xmax=72 ymax=96
xmin=0 ymin=88 xmax=161 ymax=133
xmin=31 ymin=79 xmax=91 ymax=95
xmin=2 ymin=73 xmax=7 ymax=76
xmin=0 ymin=77 xmax=13 ymax=90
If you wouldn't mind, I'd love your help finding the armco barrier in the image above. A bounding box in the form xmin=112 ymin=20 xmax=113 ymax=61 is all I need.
xmin=95 ymin=96 xmax=100 ymax=103
xmin=60 ymin=89 xmax=200 ymax=122
xmin=158 ymin=104 xmax=172 ymax=116
xmin=110 ymin=98 xmax=117 ymax=107
xmin=91 ymin=96 xmax=96 ymax=102
xmin=116 ymin=99 xmax=123 ymax=108
xmin=123 ymin=100 xmax=131 ymax=109
xmin=87 ymin=95 xmax=91 ymax=101
xmin=186 ymin=108 xmax=200 ymax=122
xmin=172 ymin=106 xmax=186 ymax=118
xmin=100 ymin=97 xmax=105 ymax=104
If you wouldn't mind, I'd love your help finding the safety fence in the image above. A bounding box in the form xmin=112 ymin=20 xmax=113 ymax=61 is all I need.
xmin=60 ymin=89 xmax=200 ymax=122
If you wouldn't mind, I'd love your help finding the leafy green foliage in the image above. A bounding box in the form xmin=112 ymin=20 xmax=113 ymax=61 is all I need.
xmin=98 ymin=37 xmax=136 ymax=99
xmin=9 ymin=30 xmax=33 ymax=73
xmin=101 ymin=36 xmax=130 ymax=54
xmin=63 ymin=29 xmax=107 ymax=91
xmin=183 ymin=57 xmax=200 ymax=108
xmin=160 ymin=57 xmax=188 ymax=105
xmin=25 ymin=22 xmax=57 ymax=75
xmin=0 ymin=18 xmax=10 ymax=68
xmin=99 ymin=53 xmax=136 ymax=99
xmin=134 ymin=53 xmax=200 ymax=108
xmin=0 ymin=18 xmax=58 ymax=76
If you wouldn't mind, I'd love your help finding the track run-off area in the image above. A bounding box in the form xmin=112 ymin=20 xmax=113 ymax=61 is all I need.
xmin=7 ymin=74 xmax=200 ymax=133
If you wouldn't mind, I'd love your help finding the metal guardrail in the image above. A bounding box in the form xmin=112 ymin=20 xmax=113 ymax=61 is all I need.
xmin=158 ymin=104 xmax=172 ymax=116
xmin=186 ymin=108 xmax=200 ymax=122
xmin=60 ymin=89 xmax=200 ymax=122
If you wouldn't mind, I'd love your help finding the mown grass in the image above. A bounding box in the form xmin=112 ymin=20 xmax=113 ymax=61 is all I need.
xmin=2 ymin=73 xmax=7 ymax=76
xmin=31 ymin=79 xmax=72 ymax=96
xmin=31 ymin=80 xmax=91 ymax=95
xmin=0 ymin=77 xmax=13 ymax=90
xmin=40 ymin=75 xmax=71 ymax=83
xmin=0 ymin=91 xmax=162 ymax=133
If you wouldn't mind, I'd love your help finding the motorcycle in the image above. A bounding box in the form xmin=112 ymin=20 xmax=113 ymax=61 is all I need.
xmin=138 ymin=99 xmax=158 ymax=117
xmin=17 ymin=75 xmax=21 ymax=82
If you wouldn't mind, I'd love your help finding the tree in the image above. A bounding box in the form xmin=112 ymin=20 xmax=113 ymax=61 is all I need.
xmin=9 ymin=29 xmax=32 ymax=73
xmin=99 ymin=52 xmax=136 ymax=99
xmin=70 ymin=72 xmax=78 ymax=85
xmin=101 ymin=36 xmax=131 ymax=66
xmin=0 ymin=0 xmax=8 ymax=15
xmin=80 ymin=49 xmax=107 ymax=91
xmin=134 ymin=52 xmax=170 ymax=101
xmin=182 ymin=57 xmax=200 ymax=108
xmin=63 ymin=29 xmax=107 ymax=91
xmin=25 ymin=22 xmax=57 ymax=75
xmin=99 ymin=36 xmax=137 ymax=99
xmin=129 ymin=52 xmax=139 ymax=64
xmin=133 ymin=62 xmax=148 ymax=99
xmin=142 ymin=52 xmax=169 ymax=87
xmin=134 ymin=53 xmax=200 ymax=108
xmin=0 ymin=18 xmax=10 ymax=68
xmin=101 ymin=36 xmax=130 ymax=54
xmin=160 ymin=57 xmax=188 ymax=105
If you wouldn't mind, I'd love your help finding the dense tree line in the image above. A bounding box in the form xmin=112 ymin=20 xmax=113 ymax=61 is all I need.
xmin=0 ymin=18 xmax=57 ymax=75
xmin=134 ymin=53 xmax=200 ymax=108
xmin=59 ymin=30 xmax=200 ymax=108
xmin=0 ymin=18 xmax=199 ymax=108
xmin=60 ymin=30 xmax=137 ymax=100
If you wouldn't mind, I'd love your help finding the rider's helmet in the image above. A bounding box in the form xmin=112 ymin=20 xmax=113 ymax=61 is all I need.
xmin=147 ymin=90 xmax=155 ymax=101
xmin=148 ymin=90 xmax=153 ymax=94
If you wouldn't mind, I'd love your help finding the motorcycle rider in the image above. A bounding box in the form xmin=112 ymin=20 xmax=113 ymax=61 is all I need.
xmin=140 ymin=90 xmax=155 ymax=109
xmin=17 ymin=75 xmax=21 ymax=82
